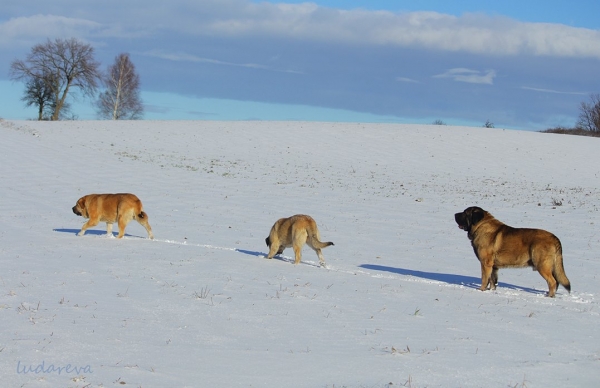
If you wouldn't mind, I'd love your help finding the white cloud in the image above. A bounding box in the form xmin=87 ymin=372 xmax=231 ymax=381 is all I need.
xmin=521 ymin=86 xmax=588 ymax=95
xmin=141 ymin=49 xmax=304 ymax=74
xmin=176 ymin=2 xmax=600 ymax=59
xmin=396 ymin=77 xmax=419 ymax=83
xmin=3 ymin=2 xmax=600 ymax=59
xmin=0 ymin=15 xmax=101 ymax=46
xmin=433 ymin=68 xmax=497 ymax=85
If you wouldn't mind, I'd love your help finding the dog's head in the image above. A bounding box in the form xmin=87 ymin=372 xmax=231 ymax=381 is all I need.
xmin=454 ymin=206 xmax=486 ymax=233
xmin=72 ymin=196 xmax=87 ymax=217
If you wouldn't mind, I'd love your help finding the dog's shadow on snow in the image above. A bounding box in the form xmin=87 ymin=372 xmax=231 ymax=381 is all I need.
xmin=235 ymin=249 xmax=304 ymax=264
xmin=234 ymin=249 xmax=321 ymax=267
xmin=359 ymin=264 xmax=545 ymax=295
xmin=235 ymin=249 xmax=265 ymax=257
xmin=53 ymin=228 xmax=140 ymax=239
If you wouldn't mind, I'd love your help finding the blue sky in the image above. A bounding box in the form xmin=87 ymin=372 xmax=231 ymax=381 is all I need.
xmin=1 ymin=0 xmax=599 ymax=129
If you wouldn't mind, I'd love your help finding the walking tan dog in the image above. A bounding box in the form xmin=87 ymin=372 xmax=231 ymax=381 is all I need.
xmin=454 ymin=206 xmax=570 ymax=297
xmin=265 ymin=214 xmax=334 ymax=266
xmin=72 ymin=193 xmax=154 ymax=239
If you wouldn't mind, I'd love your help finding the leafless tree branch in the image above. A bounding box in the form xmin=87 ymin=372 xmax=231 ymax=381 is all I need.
xmin=96 ymin=53 xmax=143 ymax=120
xmin=10 ymin=38 xmax=101 ymax=120
xmin=576 ymin=93 xmax=600 ymax=132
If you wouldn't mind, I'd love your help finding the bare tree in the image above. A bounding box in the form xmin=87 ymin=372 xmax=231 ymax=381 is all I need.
xmin=10 ymin=38 xmax=101 ymax=121
xmin=576 ymin=94 xmax=600 ymax=132
xmin=483 ymin=119 xmax=494 ymax=128
xmin=96 ymin=53 xmax=143 ymax=120
xmin=19 ymin=72 xmax=73 ymax=121
xmin=21 ymin=73 xmax=55 ymax=120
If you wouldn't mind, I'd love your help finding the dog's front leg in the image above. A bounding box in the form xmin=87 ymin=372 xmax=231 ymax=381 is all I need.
xmin=480 ymin=262 xmax=494 ymax=291
xmin=266 ymin=243 xmax=281 ymax=260
xmin=78 ymin=218 xmax=99 ymax=236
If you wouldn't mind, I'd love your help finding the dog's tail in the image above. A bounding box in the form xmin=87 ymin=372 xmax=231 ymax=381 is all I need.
xmin=553 ymin=240 xmax=571 ymax=293
xmin=310 ymin=234 xmax=334 ymax=249
xmin=131 ymin=198 xmax=147 ymax=219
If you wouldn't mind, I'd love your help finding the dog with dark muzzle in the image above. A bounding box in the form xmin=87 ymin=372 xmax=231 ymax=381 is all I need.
xmin=455 ymin=206 xmax=570 ymax=297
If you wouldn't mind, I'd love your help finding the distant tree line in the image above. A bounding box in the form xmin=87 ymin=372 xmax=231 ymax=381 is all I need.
xmin=543 ymin=94 xmax=600 ymax=137
xmin=432 ymin=95 xmax=600 ymax=135
xmin=9 ymin=38 xmax=143 ymax=121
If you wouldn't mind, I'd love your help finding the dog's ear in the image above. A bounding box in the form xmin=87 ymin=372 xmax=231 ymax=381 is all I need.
xmin=78 ymin=197 xmax=89 ymax=218
xmin=265 ymin=237 xmax=271 ymax=247
xmin=469 ymin=207 xmax=485 ymax=226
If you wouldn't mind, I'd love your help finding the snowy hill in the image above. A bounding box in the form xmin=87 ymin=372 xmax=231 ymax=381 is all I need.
xmin=1 ymin=119 xmax=598 ymax=387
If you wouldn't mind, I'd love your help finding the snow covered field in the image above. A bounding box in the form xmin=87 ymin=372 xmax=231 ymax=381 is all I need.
xmin=1 ymin=119 xmax=598 ymax=387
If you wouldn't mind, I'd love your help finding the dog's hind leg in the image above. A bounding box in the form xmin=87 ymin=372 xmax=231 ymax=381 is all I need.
xmin=292 ymin=244 xmax=303 ymax=264
xmin=292 ymin=232 xmax=307 ymax=264
xmin=136 ymin=211 xmax=154 ymax=239
xmin=537 ymin=263 xmax=558 ymax=297
xmin=313 ymin=248 xmax=326 ymax=267
xmin=307 ymin=237 xmax=330 ymax=267
xmin=116 ymin=213 xmax=133 ymax=239
xmin=489 ymin=267 xmax=499 ymax=290
xmin=106 ymin=222 xmax=114 ymax=237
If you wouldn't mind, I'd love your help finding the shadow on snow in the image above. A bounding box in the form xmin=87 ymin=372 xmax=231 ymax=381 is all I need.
xmin=235 ymin=249 xmax=321 ymax=267
xmin=235 ymin=249 xmax=265 ymax=257
xmin=53 ymin=228 xmax=140 ymax=239
xmin=359 ymin=264 xmax=545 ymax=295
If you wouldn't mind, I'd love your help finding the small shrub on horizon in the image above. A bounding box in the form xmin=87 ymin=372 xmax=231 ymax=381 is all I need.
xmin=483 ymin=119 xmax=494 ymax=128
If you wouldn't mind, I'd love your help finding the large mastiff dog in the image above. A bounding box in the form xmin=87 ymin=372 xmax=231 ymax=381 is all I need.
xmin=265 ymin=214 xmax=334 ymax=267
xmin=454 ymin=206 xmax=570 ymax=297
xmin=72 ymin=193 xmax=154 ymax=239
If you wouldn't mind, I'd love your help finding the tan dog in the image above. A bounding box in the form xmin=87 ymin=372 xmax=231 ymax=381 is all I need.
xmin=265 ymin=214 xmax=334 ymax=266
xmin=454 ymin=206 xmax=570 ymax=297
xmin=72 ymin=193 xmax=154 ymax=239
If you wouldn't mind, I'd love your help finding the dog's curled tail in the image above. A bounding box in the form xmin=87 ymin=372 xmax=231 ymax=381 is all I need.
xmin=553 ymin=242 xmax=571 ymax=293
